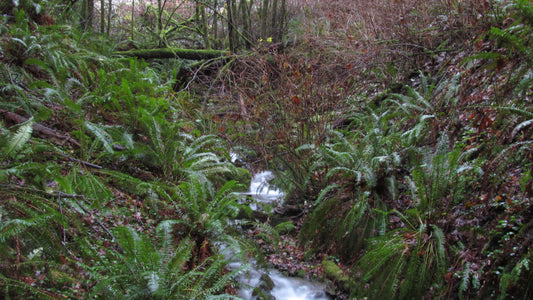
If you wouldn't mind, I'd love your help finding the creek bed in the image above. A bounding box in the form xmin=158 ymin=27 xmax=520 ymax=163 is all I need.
xmin=228 ymin=170 xmax=331 ymax=300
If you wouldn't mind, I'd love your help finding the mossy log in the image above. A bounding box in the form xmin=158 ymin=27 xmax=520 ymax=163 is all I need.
xmin=116 ymin=48 xmax=230 ymax=60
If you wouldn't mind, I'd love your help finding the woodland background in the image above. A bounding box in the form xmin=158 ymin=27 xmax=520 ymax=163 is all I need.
xmin=1 ymin=0 xmax=533 ymax=298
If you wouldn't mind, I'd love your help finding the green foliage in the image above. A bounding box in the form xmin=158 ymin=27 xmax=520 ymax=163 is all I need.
xmin=409 ymin=135 xmax=483 ymax=211
xmin=470 ymin=0 xmax=533 ymax=100
xmin=498 ymin=250 xmax=533 ymax=300
xmin=136 ymin=112 xmax=236 ymax=182
xmin=491 ymin=0 xmax=533 ymax=62
xmin=2 ymin=117 xmax=33 ymax=157
xmin=455 ymin=261 xmax=482 ymax=300
xmin=353 ymin=222 xmax=448 ymax=299
xmin=0 ymin=184 xmax=93 ymax=298
xmin=272 ymin=143 xmax=326 ymax=204
xmin=300 ymin=187 xmax=388 ymax=259
xmin=274 ymin=221 xmax=295 ymax=234
xmin=175 ymin=176 xmax=244 ymax=240
xmin=0 ymin=11 xmax=248 ymax=297
xmin=93 ymin=224 xmax=241 ymax=299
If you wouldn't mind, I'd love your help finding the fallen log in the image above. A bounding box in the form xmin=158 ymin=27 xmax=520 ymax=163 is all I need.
xmin=116 ymin=48 xmax=230 ymax=60
xmin=0 ymin=109 xmax=80 ymax=148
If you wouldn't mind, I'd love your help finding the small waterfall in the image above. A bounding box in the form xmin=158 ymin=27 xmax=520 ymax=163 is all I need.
xmin=248 ymin=171 xmax=285 ymax=210
xmin=228 ymin=169 xmax=330 ymax=300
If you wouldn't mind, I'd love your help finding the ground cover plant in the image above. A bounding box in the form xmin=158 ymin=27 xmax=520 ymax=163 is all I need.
xmin=2 ymin=0 xmax=533 ymax=299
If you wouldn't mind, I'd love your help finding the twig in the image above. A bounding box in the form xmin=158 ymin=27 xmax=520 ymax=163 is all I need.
xmin=57 ymin=153 xmax=103 ymax=169
xmin=57 ymin=192 xmax=115 ymax=240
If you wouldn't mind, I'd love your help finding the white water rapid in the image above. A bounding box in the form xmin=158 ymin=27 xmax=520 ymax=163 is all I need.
xmin=248 ymin=171 xmax=285 ymax=210
xmin=230 ymin=170 xmax=330 ymax=300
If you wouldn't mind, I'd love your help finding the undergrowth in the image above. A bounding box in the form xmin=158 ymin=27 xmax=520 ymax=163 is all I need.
xmin=2 ymin=0 xmax=533 ymax=299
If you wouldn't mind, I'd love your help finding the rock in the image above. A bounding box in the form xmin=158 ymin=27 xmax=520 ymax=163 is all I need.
xmin=274 ymin=204 xmax=302 ymax=217
xmin=252 ymin=273 xmax=276 ymax=300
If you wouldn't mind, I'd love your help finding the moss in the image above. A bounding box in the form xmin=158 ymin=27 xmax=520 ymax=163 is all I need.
xmin=274 ymin=221 xmax=295 ymax=234
xmin=235 ymin=167 xmax=251 ymax=186
xmin=116 ymin=47 xmax=229 ymax=60
xmin=322 ymin=259 xmax=354 ymax=294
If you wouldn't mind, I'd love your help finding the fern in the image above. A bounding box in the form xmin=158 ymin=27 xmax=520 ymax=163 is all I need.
xmin=137 ymin=113 xmax=235 ymax=182
xmin=98 ymin=169 xmax=153 ymax=196
xmin=353 ymin=223 xmax=448 ymax=299
xmin=498 ymin=249 xmax=533 ymax=300
xmin=60 ymin=166 xmax=113 ymax=208
xmin=494 ymin=105 xmax=533 ymax=140
xmin=85 ymin=121 xmax=115 ymax=154
xmin=4 ymin=116 xmax=33 ymax=156
xmin=94 ymin=224 xmax=240 ymax=299
xmin=0 ymin=214 xmax=55 ymax=243
xmin=408 ymin=135 xmax=482 ymax=211
xmin=176 ymin=176 xmax=245 ymax=240
xmin=457 ymin=261 xmax=481 ymax=299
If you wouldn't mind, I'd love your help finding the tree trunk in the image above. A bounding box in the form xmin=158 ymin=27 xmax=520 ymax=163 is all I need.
xmin=260 ymin=0 xmax=269 ymax=38
xmin=157 ymin=0 xmax=165 ymax=47
xmin=107 ymin=0 xmax=112 ymax=36
xmin=271 ymin=0 xmax=278 ymax=40
xmin=82 ymin=0 xmax=95 ymax=31
xmin=131 ymin=0 xmax=135 ymax=40
xmin=200 ymin=2 xmax=210 ymax=49
xmin=100 ymin=0 xmax=105 ymax=33
xmin=226 ymin=0 xmax=236 ymax=52
xmin=213 ymin=0 xmax=219 ymax=49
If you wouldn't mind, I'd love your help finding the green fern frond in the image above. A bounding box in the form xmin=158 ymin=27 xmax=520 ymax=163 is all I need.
xmin=98 ymin=169 xmax=152 ymax=195
xmin=85 ymin=121 xmax=114 ymax=154
xmin=432 ymin=224 xmax=446 ymax=262
xmin=495 ymin=105 xmax=533 ymax=119
xmin=358 ymin=231 xmax=407 ymax=283
xmin=167 ymin=239 xmax=194 ymax=274
xmin=0 ymin=272 xmax=57 ymax=299
xmin=402 ymin=114 xmax=434 ymax=146
xmin=326 ymin=166 xmax=363 ymax=182
xmin=354 ymin=222 xmax=449 ymax=299
xmin=66 ymin=167 xmax=112 ymax=208
xmin=0 ymin=214 xmax=54 ymax=243
xmin=314 ymin=183 xmax=341 ymax=205
xmin=4 ymin=116 xmax=33 ymax=156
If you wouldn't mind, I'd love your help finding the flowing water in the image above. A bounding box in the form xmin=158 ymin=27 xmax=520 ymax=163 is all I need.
xmin=227 ymin=170 xmax=330 ymax=300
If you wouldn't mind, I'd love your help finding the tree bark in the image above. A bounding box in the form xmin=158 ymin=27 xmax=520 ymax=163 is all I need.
xmin=116 ymin=48 xmax=230 ymax=60
xmin=227 ymin=0 xmax=236 ymax=52
xmin=100 ymin=0 xmax=105 ymax=33
xmin=107 ymin=0 xmax=112 ymax=36
xmin=83 ymin=0 xmax=94 ymax=31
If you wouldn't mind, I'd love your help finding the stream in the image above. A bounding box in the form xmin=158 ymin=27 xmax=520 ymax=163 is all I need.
xmin=225 ymin=170 xmax=330 ymax=300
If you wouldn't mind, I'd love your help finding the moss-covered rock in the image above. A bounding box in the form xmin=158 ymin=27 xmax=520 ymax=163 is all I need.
xmin=252 ymin=273 xmax=276 ymax=300
xmin=322 ymin=259 xmax=354 ymax=295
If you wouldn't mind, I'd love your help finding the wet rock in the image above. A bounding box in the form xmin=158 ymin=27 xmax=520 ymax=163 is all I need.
xmin=252 ymin=273 xmax=276 ymax=300
xmin=274 ymin=204 xmax=303 ymax=217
